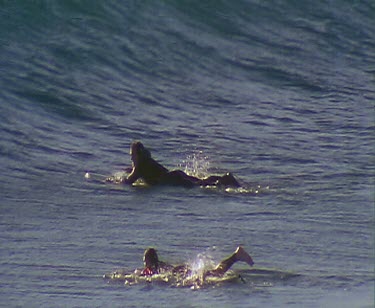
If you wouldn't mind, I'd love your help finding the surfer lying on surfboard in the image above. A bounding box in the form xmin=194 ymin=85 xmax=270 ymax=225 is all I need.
xmin=106 ymin=141 xmax=241 ymax=187
xmin=138 ymin=246 xmax=254 ymax=278
xmin=104 ymin=246 xmax=254 ymax=287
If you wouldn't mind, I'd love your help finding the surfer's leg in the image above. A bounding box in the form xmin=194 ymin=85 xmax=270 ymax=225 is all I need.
xmin=161 ymin=170 xmax=199 ymax=187
xmin=201 ymin=173 xmax=240 ymax=187
xmin=200 ymin=175 xmax=221 ymax=186
xmin=208 ymin=246 xmax=254 ymax=276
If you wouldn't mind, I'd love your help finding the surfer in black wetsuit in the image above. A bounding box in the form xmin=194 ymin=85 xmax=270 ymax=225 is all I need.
xmin=140 ymin=246 xmax=254 ymax=277
xmin=112 ymin=141 xmax=241 ymax=187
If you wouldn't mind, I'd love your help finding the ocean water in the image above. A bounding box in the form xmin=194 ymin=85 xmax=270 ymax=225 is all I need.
xmin=0 ymin=1 xmax=374 ymax=307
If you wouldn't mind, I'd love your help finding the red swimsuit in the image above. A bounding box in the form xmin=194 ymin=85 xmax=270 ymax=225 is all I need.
xmin=141 ymin=267 xmax=158 ymax=276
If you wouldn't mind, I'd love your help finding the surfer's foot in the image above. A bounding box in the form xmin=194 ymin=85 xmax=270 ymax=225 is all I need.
xmin=234 ymin=246 xmax=254 ymax=266
xmin=220 ymin=173 xmax=241 ymax=187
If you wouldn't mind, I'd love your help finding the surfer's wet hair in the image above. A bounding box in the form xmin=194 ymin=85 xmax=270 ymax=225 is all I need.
xmin=143 ymin=248 xmax=159 ymax=268
xmin=131 ymin=141 xmax=151 ymax=160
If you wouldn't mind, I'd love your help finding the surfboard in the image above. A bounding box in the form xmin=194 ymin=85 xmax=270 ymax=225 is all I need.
xmin=104 ymin=269 xmax=244 ymax=287
xmin=103 ymin=267 xmax=299 ymax=288
xmin=85 ymin=171 xmax=150 ymax=187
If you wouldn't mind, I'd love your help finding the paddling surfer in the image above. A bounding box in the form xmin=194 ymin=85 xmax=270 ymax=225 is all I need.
xmin=109 ymin=141 xmax=241 ymax=187
xmin=138 ymin=246 xmax=254 ymax=278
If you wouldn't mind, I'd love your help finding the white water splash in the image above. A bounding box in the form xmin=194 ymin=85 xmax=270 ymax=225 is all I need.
xmin=180 ymin=250 xmax=217 ymax=288
xmin=180 ymin=151 xmax=211 ymax=178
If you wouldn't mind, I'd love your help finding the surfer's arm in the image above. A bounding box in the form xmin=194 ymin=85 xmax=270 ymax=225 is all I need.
xmin=123 ymin=167 xmax=139 ymax=184
xmin=124 ymin=166 xmax=133 ymax=173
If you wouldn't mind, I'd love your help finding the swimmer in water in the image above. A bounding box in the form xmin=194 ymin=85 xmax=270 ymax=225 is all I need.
xmin=139 ymin=246 xmax=254 ymax=278
xmin=110 ymin=141 xmax=241 ymax=187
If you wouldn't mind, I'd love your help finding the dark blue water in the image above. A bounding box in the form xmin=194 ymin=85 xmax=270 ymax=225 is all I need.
xmin=1 ymin=1 xmax=374 ymax=307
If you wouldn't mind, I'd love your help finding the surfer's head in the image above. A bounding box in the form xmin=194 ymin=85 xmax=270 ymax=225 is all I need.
xmin=143 ymin=248 xmax=159 ymax=269
xmin=130 ymin=141 xmax=151 ymax=164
